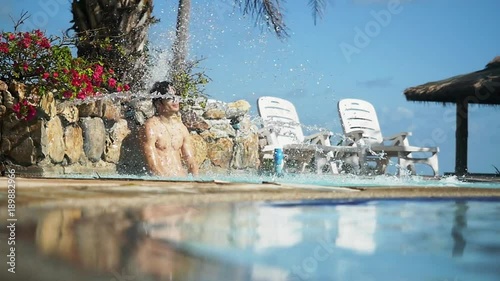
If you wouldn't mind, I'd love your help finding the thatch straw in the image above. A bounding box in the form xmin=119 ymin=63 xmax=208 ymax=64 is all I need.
xmin=404 ymin=57 xmax=500 ymax=105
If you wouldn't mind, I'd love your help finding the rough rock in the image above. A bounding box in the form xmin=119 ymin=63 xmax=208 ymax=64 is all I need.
xmin=0 ymin=80 xmax=8 ymax=92
xmin=132 ymin=100 xmax=155 ymax=125
xmin=8 ymin=137 xmax=37 ymax=165
xmin=39 ymin=92 xmax=57 ymax=119
xmin=182 ymin=110 xmax=210 ymax=131
xmin=207 ymin=119 xmax=236 ymax=138
xmin=42 ymin=116 xmax=65 ymax=163
xmin=226 ymin=100 xmax=251 ymax=119
xmin=80 ymin=117 xmax=106 ymax=162
xmin=64 ymin=125 xmax=84 ymax=164
xmin=0 ymin=105 xmax=6 ymax=119
xmin=231 ymin=134 xmax=260 ymax=169
xmin=104 ymin=119 xmax=131 ymax=163
xmin=207 ymin=137 xmax=233 ymax=168
xmin=190 ymin=133 xmax=208 ymax=168
xmin=2 ymin=88 xmax=15 ymax=109
xmin=203 ymin=100 xmax=227 ymax=119
xmin=78 ymin=101 xmax=103 ymax=118
xmin=57 ymin=102 xmax=79 ymax=124
xmin=203 ymin=108 xmax=226 ymax=119
xmin=9 ymin=80 xmax=26 ymax=99
xmin=102 ymin=99 xmax=123 ymax=121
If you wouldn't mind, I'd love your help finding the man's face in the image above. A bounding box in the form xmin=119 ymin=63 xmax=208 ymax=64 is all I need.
xmin=161 ymin=97 xmax=180 ymax=112
xmin=158 ymin=85 xmax=181 ymax=112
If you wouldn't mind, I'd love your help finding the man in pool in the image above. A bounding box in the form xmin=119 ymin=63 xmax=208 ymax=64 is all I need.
xmin=141 ymin=81 xmax=199 ymax=177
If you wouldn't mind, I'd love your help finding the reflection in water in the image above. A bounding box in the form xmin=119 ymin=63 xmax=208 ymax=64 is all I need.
xmin=451 ymin=201 xmax=468 ymax=257
xmin=19 ymin=199 xmax=500 ymax=281
xmin=335 ymin=205 xmax=377 ymax=254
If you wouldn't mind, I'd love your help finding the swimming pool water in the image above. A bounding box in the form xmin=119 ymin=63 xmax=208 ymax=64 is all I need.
xmin=149 ymin=198 xmax=500 ymax=281
xmin=6 ymin=197 xmax=499 ymax=281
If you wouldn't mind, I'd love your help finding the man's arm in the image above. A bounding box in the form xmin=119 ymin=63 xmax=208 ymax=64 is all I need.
xmin=141 ymin=120 xmax=167 ymax=176
xmin=181 ymin=127 xmax=199 ymax=176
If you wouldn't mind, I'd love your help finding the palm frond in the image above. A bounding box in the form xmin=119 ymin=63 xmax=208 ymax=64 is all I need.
xmin=237 ymin=0 xmax=289 ymax=39
xmin=494 ymin=165 xmax=500 ymax=175
xmin=308 ymin=0 xmax=327 ymax=25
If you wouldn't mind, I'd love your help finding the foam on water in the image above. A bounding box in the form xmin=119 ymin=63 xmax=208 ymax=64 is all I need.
xmin=62 ymin=171 xmax=500 ymax=189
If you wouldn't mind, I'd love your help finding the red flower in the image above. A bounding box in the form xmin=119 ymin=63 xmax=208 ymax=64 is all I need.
xmin=0 ymin=42 xmax=8 ymax=53
xmin=53 ymin=72 xmax=59 ymax=78
xmin=124 ymin=84 xmax=130 ymax=91
xmin=18 ymin=36 xmax=31 ymax=49
xmin=12 ymin=100 xmax=37 ymax=121
xmin=77 ymin=91 xmax=86 ymax=100
xmin=12 ymin=102 xmax=21 ymax=114
xmin=26 ymin=105 xmax=37 ymax=121
xmin=42 ymin=72 xmax=50 ymax=80
xmin=63 ymin=91 xmax=73 ymax=99
xmin=108 ymin=77 xmax=117 ymax=88
xmin=34 ymin=29 xmax=44 ymax=38
xmin=116 ymin=86 xmax=122 ymax=92
xmin=94 ymin=64 xmax=104 ymax=75
xmin=7 ymin=33 xmax=15 ymax=41
xmin=23 ymin=62 xmax=29 ymax=72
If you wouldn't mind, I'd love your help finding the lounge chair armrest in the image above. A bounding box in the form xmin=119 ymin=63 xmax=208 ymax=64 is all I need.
xmin=257 ymin=126 xmax=278 ymax=146
xmin=383 ymin=132 xmax=412 ymax=146
xmin=344 ymin=130 xmax=364 ymax=143
xmin=304 ymin=131 xmax=333 ymax=146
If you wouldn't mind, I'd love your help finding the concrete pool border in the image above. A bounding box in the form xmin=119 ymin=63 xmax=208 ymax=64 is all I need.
xmin=2 ymin=177 xmax=500 ymax=211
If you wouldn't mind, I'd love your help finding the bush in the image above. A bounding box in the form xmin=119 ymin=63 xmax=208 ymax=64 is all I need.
xmin=0 ymin=29 xmax=129 ymax=121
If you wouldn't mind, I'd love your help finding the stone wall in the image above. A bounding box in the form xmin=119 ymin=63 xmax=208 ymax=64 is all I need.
xmin=0 ymin=80 xmax=261 ymax=177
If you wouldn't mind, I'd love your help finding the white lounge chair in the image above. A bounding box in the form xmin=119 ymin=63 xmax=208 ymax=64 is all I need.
xmin=257 ymin=96 xmax=360 ymax=174
xmin=337 ymin=98 xmax=439 ymax=176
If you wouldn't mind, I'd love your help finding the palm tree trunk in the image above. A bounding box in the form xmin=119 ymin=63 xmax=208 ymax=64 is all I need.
xmin=71 ymin=0 xmax=154 ymax=88
xmin=171 ymin=0 xmax=191 ymax=73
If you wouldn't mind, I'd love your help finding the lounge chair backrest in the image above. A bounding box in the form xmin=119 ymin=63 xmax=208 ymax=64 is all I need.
xmin=338 ymin=99 xmax=383 ymax=145
xmin=258 ymin=96 xmax=305 ymax=146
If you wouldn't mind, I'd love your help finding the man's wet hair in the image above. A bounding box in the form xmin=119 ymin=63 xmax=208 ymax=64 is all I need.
xmin=150 ymin=81 xmax=173 ymax=95
xmin=150 ymin=81 xmax=174 ymax=104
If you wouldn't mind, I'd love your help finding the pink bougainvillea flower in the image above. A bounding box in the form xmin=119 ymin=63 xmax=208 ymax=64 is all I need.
xmin=19 ymin=35 xmax=31 ymax=49
xmin=12 ymin=100 xmax=37 ymax=121
xmin=12 ymin=102 xmax=21 ymax=114
xmin=0 ymin=42 xmax=8 ymax=53
xmin=77 ymin=91 xmax=86 ymax=100
xmin=34 ymin=29 xmax=44 ymax=38
xmin=26 ymin=104 xmax=37 ymax=121
xmin=108 ymin=77 xmax=117 ymax=88
xmin=94 ymin=64 xmax=104 ymax=75
xmin=63 ymin=91 xmax=73 ymax=99
xmin=116 ymin=86 xmax=122 ymax=92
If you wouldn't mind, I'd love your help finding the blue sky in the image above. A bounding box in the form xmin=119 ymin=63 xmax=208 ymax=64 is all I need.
xmin=2 ymin=0 xmax=499 ymax=174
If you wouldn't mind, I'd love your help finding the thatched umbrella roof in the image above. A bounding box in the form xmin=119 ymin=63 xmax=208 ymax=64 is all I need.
xmin=404 ymin=56 xmax=500 ymax=105
xmin=402 ymin=56 xmax=500 ymax=176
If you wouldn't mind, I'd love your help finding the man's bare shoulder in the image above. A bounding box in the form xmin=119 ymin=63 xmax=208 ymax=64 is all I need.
xmin=143 ymin=117 xmax=161 ymax=137
xmin=144 ymin=116 xmax=160 ymax=128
